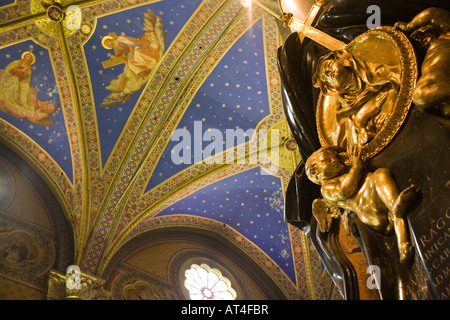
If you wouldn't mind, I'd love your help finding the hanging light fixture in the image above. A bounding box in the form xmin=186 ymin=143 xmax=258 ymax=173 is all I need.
xmin=240 ymin=0 xmax=346 ymax=51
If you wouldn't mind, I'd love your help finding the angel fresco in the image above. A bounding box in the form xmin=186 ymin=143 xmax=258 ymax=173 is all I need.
xmin=0 ymin=51 xmax=58 ymax=126
xmin=100 ymin=9 xmax=166 ymax=108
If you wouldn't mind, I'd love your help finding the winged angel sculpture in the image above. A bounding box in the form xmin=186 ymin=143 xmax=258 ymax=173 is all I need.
xmin=100 ymin=9 xmax=166 ymax=107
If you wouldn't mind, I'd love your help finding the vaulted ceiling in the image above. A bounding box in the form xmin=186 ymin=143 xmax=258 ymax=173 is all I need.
xmin=0 ymin=0 xmax=334 ymax=299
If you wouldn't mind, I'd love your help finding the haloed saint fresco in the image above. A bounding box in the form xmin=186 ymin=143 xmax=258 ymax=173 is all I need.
xmin=99 ymin=9 xmax=166 ymax=108
xmin=0 ymin=51 xmax=58 ymax=126
xmin=0 ymin=230 xmax=43 ymax=268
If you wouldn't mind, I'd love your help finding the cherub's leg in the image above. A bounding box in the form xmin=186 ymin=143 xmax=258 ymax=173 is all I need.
xmin=354 ymin=90 xmax=389 ymax=129
xmin=373 ymin=169 xmax=400 ymax=211
xmin=390 ymin=185 xmax=417 ymax=264
xmin=373 ymin=169 xmax=416 ymax=263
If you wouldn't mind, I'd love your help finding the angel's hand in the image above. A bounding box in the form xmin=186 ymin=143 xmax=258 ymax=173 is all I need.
xmin=347 ymin=142 xmax=361 ymax=161
xmin=376 ymin=90 xmax=389 ymax=104
xmin=347 ymin=143 xmax=358 ymax=157
xmin=394 ymin=21 xmax=408 ymax=31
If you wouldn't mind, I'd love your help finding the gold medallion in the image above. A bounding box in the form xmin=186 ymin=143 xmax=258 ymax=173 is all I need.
xmin=315 ymin=26 xmax=417 ymax=163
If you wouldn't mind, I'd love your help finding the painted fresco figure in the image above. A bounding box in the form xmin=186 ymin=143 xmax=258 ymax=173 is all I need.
xmin=0 ymin=51 xmax=57 ymax=126
xmin=0 ymin=230 xmax=42 ymax=267
xmin=102 ymin=32 xmax=161 ymax=81
xmin=100 ymin=9 xmax=166 ymax=107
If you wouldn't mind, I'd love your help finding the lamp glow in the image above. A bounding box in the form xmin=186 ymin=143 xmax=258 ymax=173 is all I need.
xmin=241 ymin=0 xmax=251 ymax=8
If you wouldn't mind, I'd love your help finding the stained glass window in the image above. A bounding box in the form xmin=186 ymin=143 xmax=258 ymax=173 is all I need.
xmin=184 ymin=264 xmax=237 ymax=300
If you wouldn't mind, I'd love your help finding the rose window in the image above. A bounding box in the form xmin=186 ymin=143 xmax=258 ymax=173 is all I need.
xmin=184 ymin=264 xmax=237 ymax=300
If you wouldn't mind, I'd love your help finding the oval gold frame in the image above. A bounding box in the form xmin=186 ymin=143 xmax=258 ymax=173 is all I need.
xmin=316 ymin=26 xmax=417 ymax=163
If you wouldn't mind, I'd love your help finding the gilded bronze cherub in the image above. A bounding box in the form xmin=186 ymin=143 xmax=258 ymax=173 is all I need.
xmin=312 ymin=49 xmax=400 ymax=149
xmin=305 ymin=146 xmax=417 ymax=264
xmin=395 ymin=7 xmax=450 ymax=117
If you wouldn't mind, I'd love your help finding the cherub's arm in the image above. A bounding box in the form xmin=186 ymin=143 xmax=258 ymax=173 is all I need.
xmin=10 ymin=66 xmax=30 ymax=81
xmin=322 ymin=155 xmax=363 ymax=201
xmin=395 ymin=7 xmax=450 ymax=33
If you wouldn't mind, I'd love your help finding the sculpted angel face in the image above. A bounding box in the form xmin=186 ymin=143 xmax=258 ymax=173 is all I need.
xmin=319 ymin=59 xmax=358 ymax=92
xmin=306 ymin=147 xmax=346 ymax=185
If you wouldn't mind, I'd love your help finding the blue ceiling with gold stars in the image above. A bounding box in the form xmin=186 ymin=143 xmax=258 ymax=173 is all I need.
xmin=146 ymin=18 xmax=270 ymax=190
xmin=84 ymin=0 xmax=204 ymax=166
xmin=0 ymin=0 xmax=317 ymax=298
xmin=158 ymin=167 xmax=295 ymax=281
xmin=0 ymin=39 xmax=71 ymax=178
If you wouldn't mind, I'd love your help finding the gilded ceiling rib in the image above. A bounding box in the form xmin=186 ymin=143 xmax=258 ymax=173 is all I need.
xmin=130 ymin=137 xmax=287 ymax=222
xmin=1 ymin=0 xmax=163 ymax=272
xmin=104 ymin=8 xmax=268 ymax=242
xmin=39 ymin=0 xmax=169 ymax=271
xmin=109 ymin=215 xmax=299 ymax=299
xmin=98 ymin=7 xmax=301 ymax=286
xmin=0 ymin=13 xmax=46 ymax=33
xmin=80 ymin=0 xmax=246 ymax=274
xmin=98 ymin=5 xmax=276 ymax=270
xmin=55 ymin=21 xmax=91 ymax=266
